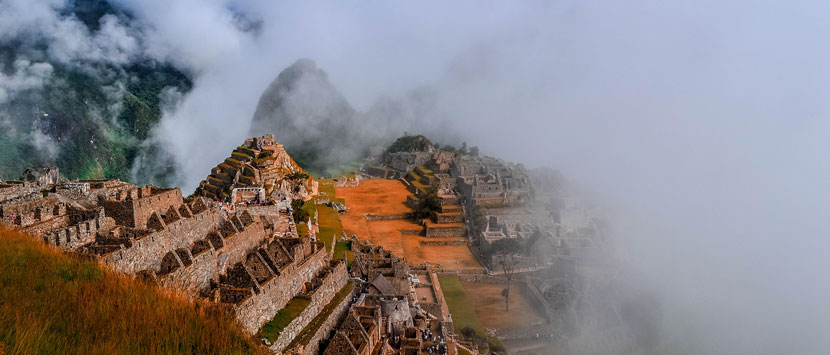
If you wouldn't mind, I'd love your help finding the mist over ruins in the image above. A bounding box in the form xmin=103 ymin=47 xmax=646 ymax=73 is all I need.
xmin=2 ymin=1 xmax=829 ymax=355
xmin=2 ymin=129 xmax=629 ymax=354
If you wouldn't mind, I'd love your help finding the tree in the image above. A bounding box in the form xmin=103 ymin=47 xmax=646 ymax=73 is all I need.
xmin=291 ymin=199 xmax=309 ymax=224
xmin=490 ymin=238 xmax=522 ymax=311
xmin=460 ymin=326 xmax=477 ymax=340
xmin=459 ymin=142 xmax=468 ymax=155
xmin=469 ymin=146 xmax=480 ymax=157
xmin=412 ymin=191 xmax=442 ymax=220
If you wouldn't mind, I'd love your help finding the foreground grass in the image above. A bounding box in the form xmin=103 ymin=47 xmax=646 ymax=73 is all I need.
xmin=0 ymin=226 xmax=264 ymax=355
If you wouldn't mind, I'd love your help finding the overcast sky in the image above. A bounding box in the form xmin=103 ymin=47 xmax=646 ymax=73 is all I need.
xmin=5 ymin=0 xmax=830 ymax=353
xmin=119 ymin=1 xmax=830 ymax=353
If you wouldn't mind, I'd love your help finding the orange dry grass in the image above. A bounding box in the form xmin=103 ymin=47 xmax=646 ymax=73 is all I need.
xmin=334 ymin=179 xmax=413 ymax=215
xmin=459 ymin=280 xmax=546 ymax=330
xmin=0 ymin=226 xmax=264 ymax=355
xmin=336 ymin=179 xmax=483 ymax=270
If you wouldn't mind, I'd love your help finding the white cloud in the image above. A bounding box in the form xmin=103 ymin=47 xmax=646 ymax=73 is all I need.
xmin=0 ymin=60 xmax=54 ymax=104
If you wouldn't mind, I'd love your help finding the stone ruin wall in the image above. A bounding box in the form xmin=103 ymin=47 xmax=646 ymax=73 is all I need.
xmin=270 ymin=260 xmax=349 ymax=353
xmin=100 ymin=187 xmax=182 ymax=229
xmin=144 ymin=211 xmax=294 ymax=299
xmin=0 ymin=182 xmax=41 ymax=204
xmin=156 ymin=242 xmax=220 ymax=296
xmin=220 ymin=218 xmax=267 ymax=269
xmin=101 ymin=207 xmax=218 ymax=274
xmin=234 ymin=243 xmax=329 ymax=334
xmin=43 ymin=208 xmax=111 ymax=250
xmin=425 ymin=225 xmax=465 ymax=238
xmin=364 ymin=213 xmax=410 ymax=221
xmin=290 ymin=282 xmax=358 ymax=355
xmin=434 ymin=213 xmax=463 ymax=224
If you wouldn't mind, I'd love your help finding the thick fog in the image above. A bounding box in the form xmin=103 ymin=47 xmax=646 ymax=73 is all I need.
xmin=5 ymin=0 xmax=830 ymax=353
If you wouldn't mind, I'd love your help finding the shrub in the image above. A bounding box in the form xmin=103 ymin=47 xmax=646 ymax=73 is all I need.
xmin=460 ymin=326 xmax=477 ymax=339
xmin=292 ymin=199 xmax=309 ymax=223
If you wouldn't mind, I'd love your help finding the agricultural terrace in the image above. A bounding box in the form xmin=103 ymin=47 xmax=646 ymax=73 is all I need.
xmin=315 ymin=179 xmax=351 ymax=261
xmin=335 ymin=179 xmax=482 ymax=270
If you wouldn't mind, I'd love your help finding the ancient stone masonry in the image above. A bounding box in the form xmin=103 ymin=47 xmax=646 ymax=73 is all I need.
xmin=318 ymin=238 xmax=457 ymax=355
xmin=87 ymin=196 xmax=220 ymax=276
xmin=324 ymin=292 xmax=454 ymax=355
xmin=267 ymin=260 xmax=349 ymax=353
xmin=283 ymin=282 xmax=357 ymax=355
xmin=352 ymin=242 xmax=410 ymax=295
xmin=0 ymin=137 xmax=361 ymax=353
xmin=197 ymin=134 xmax=316 ymax=201
xmin=219 ymin=239 xmax=330 ymax=334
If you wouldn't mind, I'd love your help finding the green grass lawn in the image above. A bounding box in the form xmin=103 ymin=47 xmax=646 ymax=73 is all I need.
xmin=301 ymin=200 xmax=316 ymax=220
xmin=437 ymin=274 xmax=505 ymax=351
xmin=334 ymin=240 xmax=353 ymax=262
xmin=437 ymin=274 xmax=484 ymax=334
xmin=313 ymin=179 xmax=345 ymax=253
xmin=258 ymin=297 xmax=312 ymax=343
xmin=316 ymin=179 xmax=345 ymax=204
xmin=317 ymin=204 xmax=343 ymax=253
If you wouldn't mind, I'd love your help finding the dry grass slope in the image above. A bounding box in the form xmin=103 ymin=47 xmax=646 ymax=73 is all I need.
xmin=0 ymin=226 xmax=265 ymax=355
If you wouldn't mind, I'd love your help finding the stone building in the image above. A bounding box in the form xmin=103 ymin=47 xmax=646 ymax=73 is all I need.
xmin=452 ymin=155 xmax=531 ymax=207
xmin=0 ymin=137 xmax=358 ymax=353
xmin=351 ymin=242 xmax=410 ymax=295
xmin=198 ymin=134 xmax=316 ymax=201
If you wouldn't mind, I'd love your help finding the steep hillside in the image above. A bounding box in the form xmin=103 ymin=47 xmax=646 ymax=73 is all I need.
xmin=0 ymin=226 xmax=264 ymax=355
xmin=0 ymin=0 xmax=191 ymax=182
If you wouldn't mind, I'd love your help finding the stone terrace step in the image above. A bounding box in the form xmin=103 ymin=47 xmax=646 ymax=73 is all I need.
xmin=433 ymin=212 xmax=463 ymax=224
xmin=440 ymin=204 xmax=461 ymax=213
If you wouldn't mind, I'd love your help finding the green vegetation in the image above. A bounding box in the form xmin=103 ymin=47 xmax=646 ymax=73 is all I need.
xmin=286 ymin=172 xmax=310 ymax=181
xmin=313 ymin=179 xmax=346 ymax=253
xmin=408 ymin=169 xmax=432 ymax=195
xmin=437 ymin=275 xmax=484 ymax=334
xmin=305 ymin=159 xmax=363 ymax=179
xmin=0 ymin=226 xmax=264 ymax=354
xmin=413 ymin=191 xmax=442 ymax=220
xmin=0 ymin=10 xmax=192 ymax=182
xmin=334 ymin=240 xmax=353 ymax=262
xmin=437 ymin=274 xmax=505 ymax=352
xmin=258 ymin=297 xmax=312 ymax=343
xmin=317 ymin=202 xmax=344 ymax=253
xmin=291 ymin=199 xmax=311 ymax=223
xmin=296 ymin=223 xmax=309 ymax=238
xmin=385 ymin=134 xmax=433 ymax=154
xmin=286 ymin=283 xmax=355 ymax=350
xmin=316 ymin=179 xmax=344 ymax=204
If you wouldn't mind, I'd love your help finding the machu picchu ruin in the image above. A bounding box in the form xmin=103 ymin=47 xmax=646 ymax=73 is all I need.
xmin=0 ymin=129 xmax=626 ymax=354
